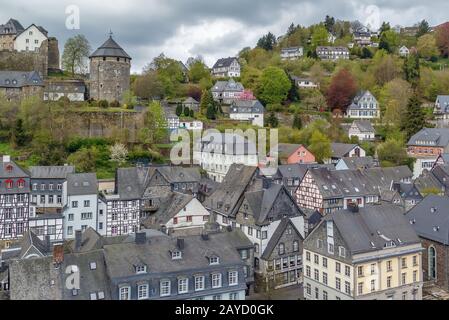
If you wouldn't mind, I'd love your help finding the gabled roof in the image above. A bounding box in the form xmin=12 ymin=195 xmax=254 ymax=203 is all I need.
xmin=322 ymin=204 xmax=420 ymax=255
xmin=351 ymin=120 xmax=375 ymax=132
xmin=276 ymin=143 xmax=309 ymax=159
xmin=436 ymin=95 xmax=449 ymax=114
xmin=66 ymin=173 xmax=97 ymax=196
xmin=0 ymin=18 xmax=24 ymax=35
xmin=114 ymin=167 xmax=147 ymax=200
xmin=212 ymin=57 xmax=238 ymax=69
xmin=331 ymin=143 xmax=360 ymax=158
xmin=0 ymin=71 xmax=44 ymax=88
xmin=30 ymin=166 xmax=75 ymax=179
xmin=15 ymin=24 xmax=48 ymax=39
xmin=230 ymin=100 xmax=264 ymax=114
xmin=0 ymin=157 xmax=29 ymax=178
xmin=261 ymin=218 xmax=303 ymax=260
xmin=211 ymin=79 xmax=244 ymax=93
xmin=337 ymin=156 xmax=375 ymax=170
xmin=90 ymin=36 xmax=131 ymax=59
xmin=407 ymin=195 xmax=449 ymax=245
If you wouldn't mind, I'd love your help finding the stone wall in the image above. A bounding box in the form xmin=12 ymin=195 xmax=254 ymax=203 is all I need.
xmin=0 ymin=40 xmax=49 ymax=77
xmin=421 ymin=238 xmax=449 ymax=290
xmin=89 ymin=57 xmax=130 ymax=102
xmin=47 ymin=37 xmax=60 ymax=71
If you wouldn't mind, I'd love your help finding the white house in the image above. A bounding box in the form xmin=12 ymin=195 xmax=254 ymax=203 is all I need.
xmin=193 ymin=132 xmax=259 ymax=182
xmin=14 ymin=24 xmax=48 ymax=52
xmin=346 ymin=90 xmax=380 ymax=119
xmin=399 ymin=46 xmax=410 ymax=57
xmin=211 ymin=57 xmax=241 ymax=77
xmin=229 ymin=100 xmax=265 ymax=127
xmin=211 ymin=79 xmax=244 ymax=105
xmin=28 ymin=213 xmax=64 ymax=243
xmin=62 ymin=173 xmax=99 ymax=239
xmin=293 ymin=77 xmax=319 ymax=89
xmin=280 ymin=47 xmax=303 ymax=60
xmin=348 ymin=120 xmax=375 ymax=141
xmin=434 ymin=95 xmax=449 ymax=120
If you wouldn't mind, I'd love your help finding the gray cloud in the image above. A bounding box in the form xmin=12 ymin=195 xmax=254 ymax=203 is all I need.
xmin=0 ymin=0 xmax=447 ymax=72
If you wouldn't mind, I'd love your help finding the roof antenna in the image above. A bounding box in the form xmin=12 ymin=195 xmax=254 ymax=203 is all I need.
xmin=109 ymin=29 xmax=113 ymax=38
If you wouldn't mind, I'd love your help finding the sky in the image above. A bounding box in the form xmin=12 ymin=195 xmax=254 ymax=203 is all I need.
xmin=1 ymin=0 xmax=448 ymax=73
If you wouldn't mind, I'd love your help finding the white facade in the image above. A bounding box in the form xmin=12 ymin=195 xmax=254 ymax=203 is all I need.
xmin=230 ymin=111 xmax=264 ymax=127
xmin=103 ymin=195 xmax=140 ymax=237
xmin=413 ymin=157 xmax=437 ymax=179
xmin=164 ymin=198 xmax=210 ymax=232
xmin=62 ymin=183 xmax=98 ymax=239
xmin=348 ymin=123 xmax=375 ymax=141
xmin=179 ymin=121 xmax=203 ymax=131
xmin=296 ymin=79 xmax=319 ymax=89
xmin=399 ymin=46 xmax=410 ymax=57
xmin=280 ymin=47 xmax=304 ymax=60
xmin=212 ymin=59 xmax=241 ymax=77
xmin=14 ymin=25 xmax=47 ymax=52
xmin=28 ymin=215 xmax=64 ymax=243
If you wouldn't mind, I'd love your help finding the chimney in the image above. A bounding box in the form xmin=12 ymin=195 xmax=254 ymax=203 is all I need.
xmin=2 ymin=155 xmax=10 ymax=163
xmin=53 ymin=245 xmax=64 ymax=266
xmin=75 ymin=230 xmax=82 ymax=252
xmin=177 ymin=238 xmax=185 ymax=250
xmin=347 ymin=202 xmax=359 ymax=213
xmin=135 ymin=231 xmax=147 ymax=244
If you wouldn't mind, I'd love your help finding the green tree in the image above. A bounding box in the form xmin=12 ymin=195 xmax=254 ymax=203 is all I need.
xmin=188 ymin=60 xmax=211 ymax=84
xmin=67 ymin=146 xmax=99 ymax=172
xmin=361 ymin=47 xmax=373 ymax=59
xmin=199 ymin=90 xmax=215 ymax=115
xmin=292 ymin=113 xmax=302 ymax=130
xmin=132 ymin=71 xmax=164 ymax=100
xmin=257 ymin=32 xmax=277 ymax=51
xmin=266 ymin=112 xmax=279 ymax=128
xmin=175 ymin=103 xmax=183 ymax=116
xmin=324 ymin=15 xmax=335 ymax=33
xmin=183 ymin=107 xmax=190 ymax=117
xmin=258 ymin=67 xmax=291 ymax=105
xmin=62 ymin=35 xmax=91 ymax=76
xmin=401 ymin=94 xmax=425 ymax=141
xmin=377 ymin=139 xmax=409 ymax=167
xmin=416 ymin=20 xmax=430 ymax=38
xmin=10 ymin=118 xmax=27 ymax=147
xmin=206 ymin=103 xmax=217 ymax=120
xmin=308 ymin=130 xmax=332 ymax=163
xmin=145 ymin=53 xmax=185 ymax=96
xmin=311 ymin=25 xmax=329 ymax=49
xmin=379 ymin=30 xmax=399 ymax=53
xmin=403 ymin=53 xmax=420 ymax=86
xmin=417 ymin=34 xmax=439 ymax=60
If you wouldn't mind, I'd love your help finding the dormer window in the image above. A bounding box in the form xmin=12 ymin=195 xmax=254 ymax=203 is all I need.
xmin=5 ymin=164 xmax=13 ymax=172
xmin=17 ymin=179 xmax=25 ymax=188
xmin=5 ymin=180 xmax=13 ymax=189
xmin=172 ymin=250 xmax=182 ymax=260
xmin=209 ymin=256 xmax=219 ymax=265
xmin=135 ymin=265 xmax=147 ymax=274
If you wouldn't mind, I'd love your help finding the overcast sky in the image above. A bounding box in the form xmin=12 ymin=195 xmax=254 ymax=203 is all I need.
xmin=1 ymin=0 xmax=448 ymax=73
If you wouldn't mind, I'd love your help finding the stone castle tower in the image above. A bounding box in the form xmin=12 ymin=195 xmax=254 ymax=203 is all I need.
xmin=89 ymin=35 xmax=131 ymax=102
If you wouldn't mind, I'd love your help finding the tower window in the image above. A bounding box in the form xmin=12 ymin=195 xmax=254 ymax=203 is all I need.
xmin=117 ymin=57 xmax=120 ymax=62
xmin=103 ymin=57 xmax=106 ymax=61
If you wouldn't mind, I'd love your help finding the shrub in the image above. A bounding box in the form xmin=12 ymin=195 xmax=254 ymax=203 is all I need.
xmin=110 ymin=100 xmax=120 ymax=108
xmin=98 ymin=100 xmax=109 ymax=109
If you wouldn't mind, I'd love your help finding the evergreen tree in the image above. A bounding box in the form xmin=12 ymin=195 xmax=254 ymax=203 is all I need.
xmin=175 ymin=103 xmax=183 ymax=116
xmin=287 ymin=23 xmax=296 ymax=36
xmin=416 ymin=20 xmax=430 ymax=38
xmin=287 ymin=74 xmax=300 ymax=102
xmin=379 ymin=22 xmax=391 ymax=35
xmin=403 ymin=53 xmax=420 ymax=86
xmin=206 ymin=103 xmax=216 ymax=120
xmin=361 ymin=47 xmax=373 ymax=59
xmin=266 ymin=112 xmax=279 ymax=128
xmin=257 ymin=32 xmax=277 ymax=51
xmin=292 ymin=113 xmax=302 ymax=130
xmin=379 ymin=33 xmax=391 ymax=53
xmin=324 ymin=15 xmax=335 ymax=33
xmin=11 ymin=118 xmax=27 ymax=147
xmin=401 ymin=94 xmax=425 ymax=141
xmin=199 ymin=89 xmax=215 ymax=115
xmin=189 ymin=109 xmax=194 ymax=117
xmin=183 ymin=107 xmax=190 ymax=117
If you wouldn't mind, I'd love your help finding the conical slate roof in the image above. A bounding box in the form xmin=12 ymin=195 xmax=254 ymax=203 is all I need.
xmin=90 ymin=36 xmax=131 ymax=59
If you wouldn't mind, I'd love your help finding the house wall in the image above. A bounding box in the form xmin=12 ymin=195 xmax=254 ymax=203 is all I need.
xmin=421 ymin=237 xmax=449 ymax=290
xmin=104 ymin=198 xmax=140 ymax=236
xmin=28 ymin=216 xmax=64 ymax=242
xmin=229 ymin=112 xmax=264 ymax=127
xmin=165 ymin=198 xmax=210 ymax=232
xmin=286 ymin=146 xmax=316 ymax=164
xmin=14 ymin=26 xmax=47 ymax=52
xmin=63 ymin=193 xmax=98 ymax=239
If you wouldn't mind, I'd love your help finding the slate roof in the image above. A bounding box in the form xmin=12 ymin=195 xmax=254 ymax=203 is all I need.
xmin=316 ymin=46 xmax=349 ymax=52
xmin=212 ymin=57 xmax=238 ymax=69
xmin=407 ymin=128 xmax=449 ymax=147
xmin=261 ymin=218 xmax=303 ymax=260
xmin=154 ymin=166 xmax=201 ymax=184
xmin=66 ymin=173 xmax=97 ymax=196
xmin=322 ymin=204 xmax=420 ymax=255
xmin=406 ymin=195 xmax=449 ymax=245
xmin=30 ymin=166 xmax=75 ymax=179
xmin=90 ymin=36 xmax=131 ymax=59
xmin=230 ymin=100 xmax=264 ymax=114
xmin=114 ymin=167 xmax=148 ymax=200
xmin=9 ymin=249 xmax=111 ymax=300
xmin=211 ymin=79 xmax=244 ymax=93
xmin=276 ymin=143 xmax=308 ymax=159
xmin=414 ymin=170 xmax=445 ymax=195
xmin=103 ymin=230 xmax=250 ymax=278
xmin=338 ymin=156 xmax=375 ymax=170
xmin=351 ymin=120 xmax=375 ymax=132
xmin=347 ymin=91 xmax=378 ymax=110
xmin=0 ymin=71 xmax=44 ymax=88
xmin=205 ymin=164 xmax=258 ymax=217
xmin=281 ymin=47 xmax=302 ymax=54
xmin=435 ymin=95 xmax=449 ymax=114
xmin=15 ymin=24 xmax=48 ymax=38
xmin=0 ymin=18 xmax=24 ymax=35
xmin=392 ymin=183 xmax=423 ymax=201
xmin=331 ymin=143 xmax=359 ymax=158
xmin=141 ymin=192 xmax=195 ymax=229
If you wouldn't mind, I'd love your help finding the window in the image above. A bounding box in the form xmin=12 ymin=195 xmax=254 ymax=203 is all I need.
xmin=173 ymin=217 xmax=178 ymax=225
xmin=401 ymin=258 xmax=407 ymax=269
xmin=293 ymin=241 xmax=299 ymax=252
xmin=186 ymin=216 xmax=192 ymax=223
xmin=306 ymin=283 xmax=311 ymax=296
xmin=387 ymin=276 xmax=392 ymax=288
xmin=228 ymin=271 xmax=238 ymax=286
xmin=315 ymin=287 xmax=319 ymax=299
xmin=336 ymin=262 xmax=341 ymax=273
xmin=413 ymin=270 xmax=418 ymax=283
xmin=57 ymin=184 xmax=62 ymax=191
xmin=40 ymin=183 xmax=45 ymax=190
xmin=314 ymin=254 xmax=319 ymax=265
xmin=306 ymin=251 xmax=311 ymax=262
xmin=81 ymin=212 xmax=92 ymax=220
xmin=345 ymin=281 xmax=350 ymax=295
xmin=178 ymin=278 xmax=188 ymax=294
xmin=345 ymin=266 xmax=351 ymax=277
xmin=40 ymin=195 xmax=45 ymax=204
xmin=229 ymin=292 xmax=238 ymax=300
xmin=209 ymin=256 xmax=219 ymax=265
xmin=358 ymin=282 xmax=363 ymax=295
xmin=68 ymin=214 xmax=74 ymax=221
xmin=387 ymin=260 xmax=392 ymax=272
xmin=84 ymin=200 xmax=90 ymax=207
xmin=17 ymin=179 xmax=25 ymax=188
xmin=371 ymin=279 xmax=375 ymax=292
xmin=323 ymin=272 xmax=328 ymax=285
xmin=5 ymin=180 xmax=13 ymax=189
xmin=328 ymin=243 xmax=334 ymax=254
xmin=67 ymin=226 xmax=73 ymax=236
xmin=306 ymin=266 xmax=311 ymax=278
xmin=413 ymin=255 xmax=418 ymax=267
xmin=72 ymin=201 xmax=78 ymax=208
xmin=195 ymin=276 xmax=205 ymax=291
xmin=212 ymin=294 xmax=221 ymax=300
xmin=160 ymin=280 xmax=171 ymax=297
xmin=339 ymin=246 xmax=346 ymax=257
xmin=316 ymin=239 xmax=323 ymax=249
xmin=323 ymin=291 xmax=328 ymax=300
xmin=119 ymin=286 xmax=130 ymax=300
xmin=135 ymin=265 xmax=147 ymax=274
xmin=48 ymin=226 xmax=56 ymax=235
xmin=48 ymin=195 xmax=54 ymax=204
xmin=212 ymin=273 xmax=222 ymax=288
xmin=322 ymin=257 xmax=328 ymax=268
xmin=137 ymin=284 xmax=148 ymax=300
xmin=402 ymin=273 xmax=407 ymax=285
xmin=357 ymin=266 xmax=364 ymax=277
xmin=402 ymin=291 xmax=407 ymax=300
xmin=336 ymin=278 xmax=341 ymax=291
xmin=314 ymin=269 xmax=319 ymax=281
xmin=279 ymin=243 xmax=285 ymax=255
xmin=172 ymin=251 xmax=182 ymax=260
xmin=57 ymin=195 xmax=62 ymax=204
xmin=371 ymin=264 xmax=376 ymax=275
xmin=240 ymin=249 xmax=248 ymax=260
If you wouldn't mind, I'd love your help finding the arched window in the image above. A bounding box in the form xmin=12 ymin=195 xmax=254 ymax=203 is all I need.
xmin=429 ymin=246 xmax=437 ymax=280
